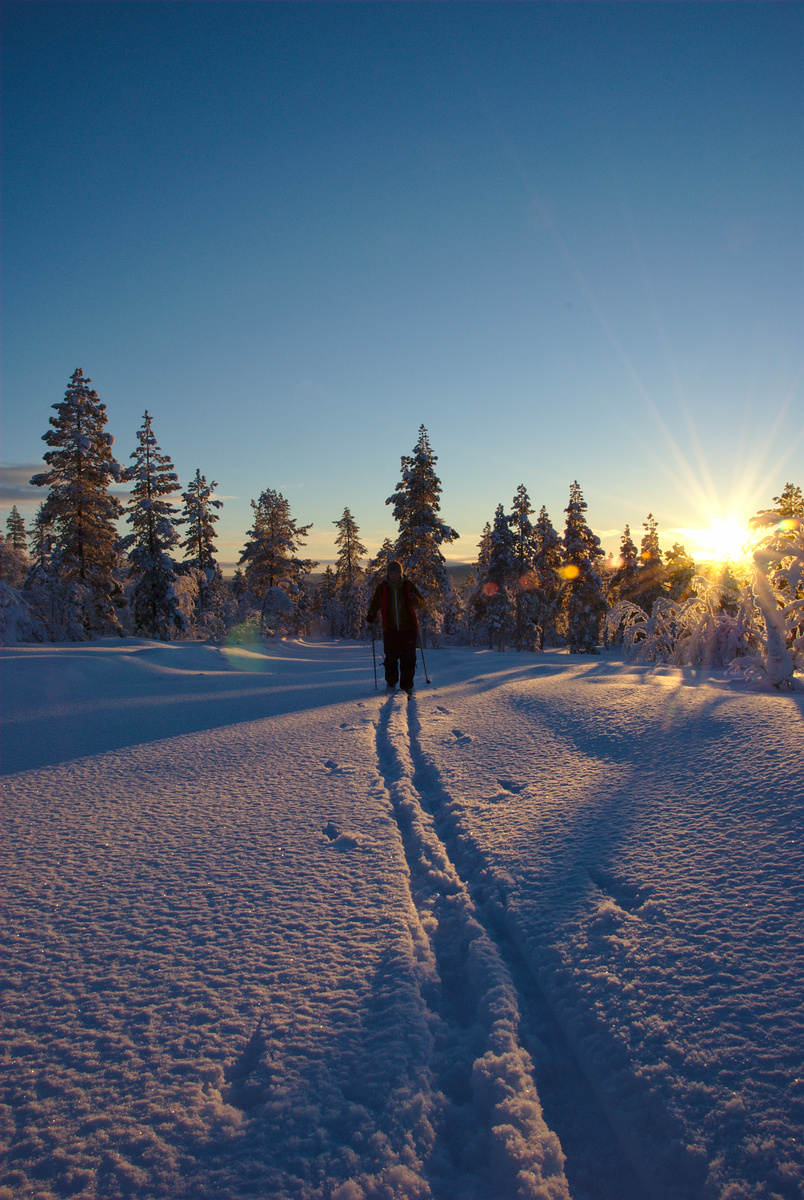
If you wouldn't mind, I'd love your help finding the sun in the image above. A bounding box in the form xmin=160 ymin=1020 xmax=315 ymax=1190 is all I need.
xmin=686 ymin=517 xmax=751 ymax=564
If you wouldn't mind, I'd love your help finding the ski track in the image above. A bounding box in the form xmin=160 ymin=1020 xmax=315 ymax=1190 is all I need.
xmin=374 ymin=692 xmax=570 ymax=1200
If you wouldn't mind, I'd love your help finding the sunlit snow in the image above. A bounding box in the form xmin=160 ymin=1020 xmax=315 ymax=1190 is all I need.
xmin=2 ymin=638 xmax=802 ymax=1200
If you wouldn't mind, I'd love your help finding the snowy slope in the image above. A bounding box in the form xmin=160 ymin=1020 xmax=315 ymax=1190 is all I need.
xmin=1 ymin=639 xmax=802 ymax=1200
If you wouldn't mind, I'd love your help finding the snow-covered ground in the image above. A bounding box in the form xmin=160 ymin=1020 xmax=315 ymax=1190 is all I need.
xmin=2 ymin=637 xmax=802 ymax=1200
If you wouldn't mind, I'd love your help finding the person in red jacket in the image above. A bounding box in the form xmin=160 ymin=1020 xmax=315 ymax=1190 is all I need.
xmin=366 ymin=560 xmax=424 ymax=694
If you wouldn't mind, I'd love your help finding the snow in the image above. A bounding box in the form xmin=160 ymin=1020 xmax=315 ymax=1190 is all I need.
xmin=2 ymin=639 xmax=802 ymax=1200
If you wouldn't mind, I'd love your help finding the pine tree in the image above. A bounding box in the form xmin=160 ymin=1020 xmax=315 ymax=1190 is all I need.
xmin=121 ymin=411 xmax=184 ymax=641
xmin=637 ymin=513 xmax=667 ymax=612
xmin=508 ymin=485 xmax=540 ymax=650
xmin=387 ymin=425 xmax=459 ymax=640
xmin=239 ymin=489 xmax=316 ymax=634
xmin=561 ymin=481 xmax=606 ymax=653
xmin=532 ymin=506 xmax=563 ymax=650
xmin=332 ymin=507 xmax=367 ymax=639
xmin=30 ymin=368 xmax=124 ymax=636
xmin=5 ymin=507 xmax=28 ymax=552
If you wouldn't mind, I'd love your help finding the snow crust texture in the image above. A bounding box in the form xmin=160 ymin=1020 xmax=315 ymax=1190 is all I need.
xmin=1 ymin=639 xmax=802 ymax=1200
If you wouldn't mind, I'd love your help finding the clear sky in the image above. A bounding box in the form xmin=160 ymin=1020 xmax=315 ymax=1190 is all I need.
xmin=2 ymin=1 xmax=802 ymax=573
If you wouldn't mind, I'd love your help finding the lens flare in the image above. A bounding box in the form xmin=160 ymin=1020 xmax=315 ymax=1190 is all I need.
xmin=558 ymin=564 xmax=580 ymax=580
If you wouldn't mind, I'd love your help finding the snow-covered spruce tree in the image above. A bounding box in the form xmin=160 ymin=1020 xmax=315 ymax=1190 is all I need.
xmin=507 ymin=485 xmax=540 ymax=650
xmin=314 ymin=565 xmax=338 ymax=637
xmin=665 ymin=541 xmax=696 ymax=601
xmin=366 ymin=538 xmax=396 ymax=590
xmin=239 ymin=488 xmax=316 ymax=635
xmin=179 ymin=469 xmax=227 ymax=638
xmin=332 ymin=507 xmax=367 ymax=639
xmin=465 ymin=523 xmax=493 ymax=645
xmin=6 ymin=506 xmax=28 ymax=552
xmin=121 ymin=411 xmax=184 ymax=641
xmin=386 ymin=425 xmax=459 ymax=643
xmin=608 ymin=526 xmax=639 ymax=604
xmin=636 ymin=513 xmax=667 ymax=613
xmin=773 ymin=482 xmax=804 ymax=520
xmin=30 ymin=368 xmax=124 ymax=637
xmin=473 ymin=504 xmax=518 ymax=650
xmin=560 ymin=481 xmax=606 ymax=653
xmin=531 ymin=506 xmax=563 ymax=650
xmin=0 ymin=536 xmax=28 ymax=589
xmin=180 ymin=470 xmax=222 ymax=568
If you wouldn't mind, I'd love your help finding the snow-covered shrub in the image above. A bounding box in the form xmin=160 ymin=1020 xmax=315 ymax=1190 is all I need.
xmin=606 ymin=576 xmax=760 ymax=669
xmin=727 ymin=512 xmax=803 ymax=689
xmin=260 ymin=584 xmax=295 ymax=636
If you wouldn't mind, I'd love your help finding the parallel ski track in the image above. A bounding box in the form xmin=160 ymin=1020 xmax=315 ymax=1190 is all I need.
xmin=375 ymin=694 xmax=569 ymax=1200
xmin=376 ymin=692 xmax=651 ymax=1200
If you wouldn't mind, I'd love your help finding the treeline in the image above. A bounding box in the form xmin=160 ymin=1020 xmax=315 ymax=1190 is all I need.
xmin=1 ymin=369 xmax=802 ymax=686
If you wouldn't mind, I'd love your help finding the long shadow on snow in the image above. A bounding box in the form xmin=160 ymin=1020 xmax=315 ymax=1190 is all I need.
xmin=1 ymin=642 xmax=377 ymax=774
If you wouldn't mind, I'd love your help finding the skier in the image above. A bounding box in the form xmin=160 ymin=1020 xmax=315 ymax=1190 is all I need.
xmin=367 ymin=560 xmax=424 ymax=695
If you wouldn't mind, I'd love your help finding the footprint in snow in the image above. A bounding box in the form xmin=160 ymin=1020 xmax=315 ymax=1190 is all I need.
xmin=322 ymin=822 xmax=362 ymax=851
xmin=436 ymin=705 xmax=450 ymax=714
xmin=324 ymin=759 xmax=347 ymax=774
xmin=489 ymin=778 xmax=527 ymax=803
xmin=452 ymin=729 xmax=472 ymax=745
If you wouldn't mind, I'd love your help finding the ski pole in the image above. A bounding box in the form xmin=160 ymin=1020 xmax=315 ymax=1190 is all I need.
xmin=417 ymin=631 xmax=431 ymax=684
xmin=371 ymin=637 xmax=378 ymax=689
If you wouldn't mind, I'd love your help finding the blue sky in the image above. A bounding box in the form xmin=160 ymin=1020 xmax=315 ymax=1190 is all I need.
xmin=2 ymin=1 xmax=802 ymax=571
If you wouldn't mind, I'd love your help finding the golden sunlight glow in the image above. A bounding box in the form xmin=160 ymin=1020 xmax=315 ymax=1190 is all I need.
xmin=683 ymin=517 xmax=751 ymax=564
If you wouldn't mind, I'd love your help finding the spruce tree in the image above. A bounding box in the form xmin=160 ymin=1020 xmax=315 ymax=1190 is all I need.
xmin=179 ymin=470 xmax=226 ymax=638
xmin=366 ymin=538 xmax=396 ymax=589
xmin=1 ymin=507 xmax=29 ymax=589
xmin=772 ymin=483 xmax=803 ymax=519
xmin=637 ymin=513 xmax=667 ymax=612
xmin=30 ymin=368 xmax=124 ymax=635
xmin=508 ymin=485 xmax=539 ymax=650
xmin=561 ymin=481 xmax=606 ymax=653
xmin=467 ymin=523 xmax=493 ymax=645
xmin=239 ymin=489 xmax=316 ymax=634
xmin=386 ymin=425 xmax=459 ymax=640
xmin=609 ymin=526 xmax=640 ymax=604
xmin=180 ymin=470 xmax=222 ymax=568
xmin=665 ymin=542 xmax=696 ymax=600
xmin=532 ymin=506 xmax=563 ymax=650
xmin=315 ymin=565 xmax=338 ymax=637
xmin=474 ymin=504 xmax=517 ymax=650
xmin=333 ymin=507 xmax=367 ymax=639
xmin=122 ymin=411 xmax=184 ymax=641
xmin=6 ymin=507 xmax=28 ymax=552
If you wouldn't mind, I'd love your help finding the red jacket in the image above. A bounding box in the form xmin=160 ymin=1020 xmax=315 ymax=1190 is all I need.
xmin=369 ymin=579 xmax=421 ymax=633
